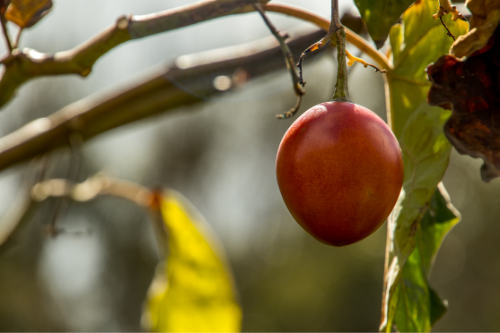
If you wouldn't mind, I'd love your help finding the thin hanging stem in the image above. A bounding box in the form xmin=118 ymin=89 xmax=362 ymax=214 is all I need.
xmin=0 ymin=13 xmax=13 ymax=53
xmin=253 ymin=3 xmax=305 ymax=119
xmin=331 ymin=0 xmax=350 ymax=102
xmin=439 ymin=16 xmax=456 ymax=41
xmin=46 ymin=133 xmax=82 ymax=237
xmin=12 ymin=27 xmax=22 ymax=49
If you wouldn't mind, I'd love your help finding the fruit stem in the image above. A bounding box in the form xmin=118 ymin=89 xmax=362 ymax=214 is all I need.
xmin=331 ymin=0 xmax=351 ymax=102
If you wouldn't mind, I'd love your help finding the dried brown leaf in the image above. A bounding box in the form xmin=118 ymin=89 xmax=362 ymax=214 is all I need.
xmin=450 ymin=0 xmax=500 ymax=57
xmin=1 ymin=0 xmax=10 ymax=13
xmin=428 ymin=28 xmax=500 ymax=181
xmin=5 ymin=0 xmax=52 ymax=28
xmin=433 ymin=0 xmax=466 ymax=21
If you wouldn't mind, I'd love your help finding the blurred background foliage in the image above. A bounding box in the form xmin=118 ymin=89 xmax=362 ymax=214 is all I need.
xmin=0 ymin=0 xmax=499 ymax=332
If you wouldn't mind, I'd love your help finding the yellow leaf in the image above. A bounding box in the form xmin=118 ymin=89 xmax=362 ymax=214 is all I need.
xmin=5 ymin=0 xmax=52 ymax=28
xmin=142 ymin=190 xmax=241 ymax=332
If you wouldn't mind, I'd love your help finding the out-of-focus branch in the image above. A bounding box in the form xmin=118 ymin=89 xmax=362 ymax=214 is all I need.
xmin=0 ymin=0 xmax=269 ymax=108
xmin=31 ymin=176 xmax=152 ymax=206
xmin=0 ymin=189 xmax=39 ymax=255
xmin=0 ymin=174 xmax=153 ymax=255
xmin=0 ymin=158 xmax=46 ymax=255
xmin=0 ymin=29 xmax=326 ymax=172
xmin=33 ymin=176 xmax=170 ymax=253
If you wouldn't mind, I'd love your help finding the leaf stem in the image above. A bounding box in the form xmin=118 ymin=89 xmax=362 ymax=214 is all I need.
xmin=346 ymin=49 xmax=387 ymax=73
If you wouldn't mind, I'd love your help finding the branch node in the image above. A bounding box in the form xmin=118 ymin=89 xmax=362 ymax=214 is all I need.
xmin=68 ymin=117 xmax=86 ymax=132
xmin=80 ymin=67 xmax=91 ymax=77
xmin=280 ymin=31 xmax=290 ymax=40
xmin=116 ymin=15 xmax=130 ymax=30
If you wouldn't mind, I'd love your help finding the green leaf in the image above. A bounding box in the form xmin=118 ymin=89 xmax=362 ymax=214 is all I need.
xmin=389 ymin=3 xmax=469 ymax=138
xmin=142 ymin=190 xmax=241 ymax=332
xmin=353 ymin=0 xmax=415 ymax=48
xmin=393 ymin=184 xmax=460 ymax=332
xmin=380 ymin=0 xmax=468 ymax=331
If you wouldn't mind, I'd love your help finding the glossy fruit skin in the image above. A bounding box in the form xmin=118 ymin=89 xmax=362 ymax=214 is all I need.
xmin=276 ymin=101 xmax=404 ymax=246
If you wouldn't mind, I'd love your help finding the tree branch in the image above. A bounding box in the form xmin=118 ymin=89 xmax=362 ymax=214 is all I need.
xmin=0 ymin=189 xmax=39 ymax=255
xmin=263 ymin=3 xmax=391 ymax=70
xmin=0 ymin=1 xmax=389 ymax=111
xmin=0 ymin=158 xmax=46 ymax=255
xmin=0 ymin=174 xmax=153 ymax=255
xmin=331 ymin=0 xmax=342 ymax=33
xmin=0 ymin=0 xmax=269 ymax=108
xmin=31 ymin=176 xmax=152 ymax=206
xmin=0 ymin=29 xmax=326 ymax=172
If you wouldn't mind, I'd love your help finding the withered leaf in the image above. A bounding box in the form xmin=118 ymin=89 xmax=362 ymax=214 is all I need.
xmin=1 ymin=1 xmax=11 ymax=13
xmin=450 ymin=0 xmax=500 ymax=58
xmin=5 ymin=0 xmax=52 ymax=28
xmin=427 ymin=28 xmax=500 ymax=182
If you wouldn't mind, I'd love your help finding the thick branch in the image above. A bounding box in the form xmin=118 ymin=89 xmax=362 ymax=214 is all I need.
xmin=0 ymin=1 xmax=388 ymax=111
xmin=0 ymin=29 xmax=326 ymax=172
xmin=0 ymin=0 xmax=269 ymax=108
